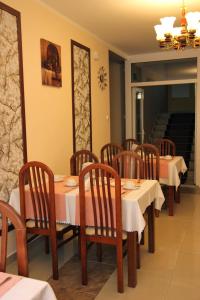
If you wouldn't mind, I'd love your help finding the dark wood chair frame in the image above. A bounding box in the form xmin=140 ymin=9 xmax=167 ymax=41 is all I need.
xmin=112 ymin=150 xmax=144 ymax=180
xmin=156 ymin=138 xmax=176 ymax=156
xmin=155 ymin=139 xmax=179 ymax=215
xmin=70 ymin=149 xmax=99 ymax=176
xmin=122 ymin=139 xmax=138 ymax=151
xmin=134 ymin=144 xmax=159 ymax=259
xmin=79 ymin=163 xmax=135 ymax=293
xmin=100 ymin=143 xmax=123 ymax=166
xmin=135 ymin=144 xmax=160 ymax=181
xmin=0 ymin=200 xmax=28 ymax=277
xmin=19 ymin=161 xmax=79 ymax=280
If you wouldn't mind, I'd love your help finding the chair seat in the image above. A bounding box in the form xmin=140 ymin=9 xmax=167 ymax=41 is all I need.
xmin=85 ymin=226 xmax=127 ymax=239
xmin=26 ymin=220 xmax=72 ymax=232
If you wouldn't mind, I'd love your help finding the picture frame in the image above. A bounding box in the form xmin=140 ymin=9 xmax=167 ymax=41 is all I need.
xmin=40 ymin=38 xmax=62 ymax=87
xmin=71 ymin=40 xmax=92 ymax=152
xmin=0 ymin=1 xmax=27 ymax=201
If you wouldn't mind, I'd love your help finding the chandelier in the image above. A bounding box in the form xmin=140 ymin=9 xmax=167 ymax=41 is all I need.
xmin=154 ymin=0 xmax=200 ymax=50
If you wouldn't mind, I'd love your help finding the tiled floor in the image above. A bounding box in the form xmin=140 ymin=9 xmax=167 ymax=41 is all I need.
xmin=7 ymin=186 xmax=200 ymax=300
xmin=96 ymin=186 xmax=200 ymax=300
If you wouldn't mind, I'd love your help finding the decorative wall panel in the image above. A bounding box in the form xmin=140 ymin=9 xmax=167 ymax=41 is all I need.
xmin=0 ymin=2 xmax=27 ymax=201
xmin=71 ymin=40 xmax=92 ymax=153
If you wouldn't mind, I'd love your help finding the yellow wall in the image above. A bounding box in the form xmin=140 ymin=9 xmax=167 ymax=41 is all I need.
xmin=2 ymin=0 xmax=110 ymax=174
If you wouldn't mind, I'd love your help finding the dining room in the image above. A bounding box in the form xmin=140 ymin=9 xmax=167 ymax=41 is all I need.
xmin=0 ymin=0 xmax=200 ymax=299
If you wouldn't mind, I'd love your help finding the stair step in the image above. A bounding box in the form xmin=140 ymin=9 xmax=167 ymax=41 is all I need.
xmin=151 ymin=112 xmax=195 ymax=184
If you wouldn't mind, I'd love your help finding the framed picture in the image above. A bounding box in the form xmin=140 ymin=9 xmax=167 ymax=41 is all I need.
xmin=71 ymin=40 xmax=92 ymax=152
xmin=0 ymin=1 xmax=27 ymax=201
xmin=40 ymin=39 xmax=62 ymax=87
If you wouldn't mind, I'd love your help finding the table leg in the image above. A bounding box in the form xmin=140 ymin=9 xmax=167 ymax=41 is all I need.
xmin=147 ymin=201 xmax=155 ymax=253
xmin=168 ymin=186 xmax=174 ymax=216
xmin=127 ymin=231 xmax=137 ymax=287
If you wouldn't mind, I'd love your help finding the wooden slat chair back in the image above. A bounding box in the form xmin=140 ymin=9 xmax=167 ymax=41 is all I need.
xmin=79 ymin=163 xmax=125 ymax=293
xmin=100 ymin=143 xmax=123 ymax=166
xmin=112 ymin=151 xmax=144 ymax=179
xmin=70 ymin=150 xmax=99 ymax=176
xmin=0 ymin=200 xmax=28 ymax=277
xmin=156 ymin=138 xmax=176 ymax=156
xmin=123 ymin=139 xmax=138 ymax=151
xmin=19 ymin=161 xmax=78 ymax=280
xmin=135 ymin=144 xmax=160 ymax=181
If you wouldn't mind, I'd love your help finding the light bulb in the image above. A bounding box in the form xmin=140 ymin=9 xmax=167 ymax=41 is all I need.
xmin=160 ymin=17 xmax=176 ymax=33
xmin=154 ymin=24 xmax=165 ymax=40
xmin=186 ymin=12 xmax=200 ymax=30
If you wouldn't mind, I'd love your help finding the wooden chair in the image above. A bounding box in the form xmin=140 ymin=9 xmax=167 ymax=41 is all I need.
xmin=156 ymin=138 xmax=176 ymax=156
xmin=135 ymin=144 xmax=160 ymax=181
xmin=79 ymin=163 xmax=133 ymax=293
xmin=0 ymin=200 xmax=28 ymax=277
xmin=19 ymin=161 xmax=79 ymax=280
xmin=70 ymin=149 xmax=99 ymax=176
xmin=123 ymin=139 xmax=138 ymax=151
xmin=135 ymin=144 xmax=160 ymax=247
xmin=156 ymin=138 xmax=180 ymax=205
xmin=112 ymin=151 xmax=144 ymax=179
xmin=100 ymin=143 xmax=123 ymax=166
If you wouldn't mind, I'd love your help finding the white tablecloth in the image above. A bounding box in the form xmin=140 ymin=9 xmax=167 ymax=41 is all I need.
xmin=159 ymin=156 xmax=187 ymax=188
xmin=9 ymin=180 xmax=164 ymax=242
xmin=65 ymin=180 xmax=164 ymax=240
xmin=0 ymin=274 xmax=57 ymax=300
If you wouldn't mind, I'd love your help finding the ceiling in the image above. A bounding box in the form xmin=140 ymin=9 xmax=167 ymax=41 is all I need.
xmin=40 ymin=0 xmax=200 ymax=56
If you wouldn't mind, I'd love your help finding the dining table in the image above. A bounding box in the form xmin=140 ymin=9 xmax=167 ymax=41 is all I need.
xmin=158 ymin=155 xmax=187 ymax=216
xmin=0 ymin=272 xmax=57 ymax=300
xmin=9 ymin=176 xmax=164 ymax=288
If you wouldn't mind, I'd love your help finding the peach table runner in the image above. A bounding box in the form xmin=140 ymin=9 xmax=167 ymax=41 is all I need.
xmin=0 ymin=272 xmax=21 ymax=298
xmin=9 ymin=178 xmax=164 ymax=240
xmin=159 ymin=156 xmax=187 ymax=188
xmin=0 ymin=273 xmax=57 ymax=300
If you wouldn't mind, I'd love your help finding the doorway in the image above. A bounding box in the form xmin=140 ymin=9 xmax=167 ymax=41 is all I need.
xmin=132 ymin=83 xmax=195 ymax=185
xmin=109 ymin=51 xmax=125 ymax=145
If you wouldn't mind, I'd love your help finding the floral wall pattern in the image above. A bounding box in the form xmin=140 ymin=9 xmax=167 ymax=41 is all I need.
xmin=71 ymin=40 xmax=92 ymax=152
xmin=0 ymin=4 xmax=26 ymax=202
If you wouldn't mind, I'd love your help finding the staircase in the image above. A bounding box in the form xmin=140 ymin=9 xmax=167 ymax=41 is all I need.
xmin=164 ymin=113 xmax=195 ymax=184
xmin=184 ymin=137 xmax=195 ymax=185
xmin=150 ymin=113 xmax=171 ymax=143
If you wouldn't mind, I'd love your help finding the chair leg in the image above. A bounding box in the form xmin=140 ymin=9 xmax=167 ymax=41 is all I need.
xmin=140 ymin=231 xmax=145 ymax=245
xmin=81 ymin=237 xmax=87 ymax=285
xmin=116 ymin=241 xmax=124 ymax=293
xmin=175 ymin=186 xmax=180 ymax=203
xmin=137 ymin=242 xmax=141 ymax=269
xmin=50 ymin=236 xmax=58 ymax=280
xmin=45 ymin=236 xmax=49 ymax=254
xmin=77 ymin=234 xmax=81 ymax=258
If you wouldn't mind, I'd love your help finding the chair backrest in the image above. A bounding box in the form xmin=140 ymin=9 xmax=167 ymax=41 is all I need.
xmin=19 ymin=161 xmax=56 ymax=235
xmin=123 ymin=139 xmax=138 ymax=151
xmin=70 ymin=150 xmax=99 ymax=176
xmin=79 ymin=163 xmax=122 ymax=241
xmin=135 ymin=144 xmax=160 ymax=180
xmin=0 ymin=200 xmax=28 ymax=276
xmin=156 ymin=138 xmax=176 ymax=156
xmin=100 ymin=143 xmax=123 ymax=166
xmin=112 ymin=151 xmax=144 ymax=179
